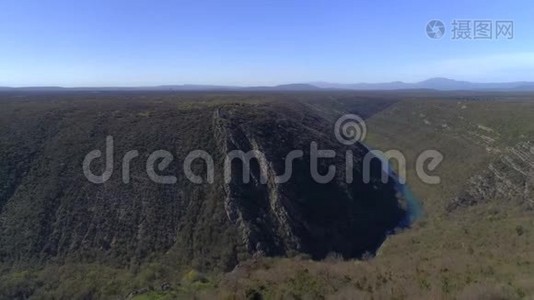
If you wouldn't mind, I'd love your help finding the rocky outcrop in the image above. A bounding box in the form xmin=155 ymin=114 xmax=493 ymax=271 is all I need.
xmin=449 ymin=141 xmax=534 ymax=211
xmin=212 ymin=104 xmax=407 ymax=259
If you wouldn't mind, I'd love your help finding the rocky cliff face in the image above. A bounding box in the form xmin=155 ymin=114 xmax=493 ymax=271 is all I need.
xmin=0 ymin=94 xmax=406 ymax=270
xmin=449 ymin=140 xmax=534 ymax=211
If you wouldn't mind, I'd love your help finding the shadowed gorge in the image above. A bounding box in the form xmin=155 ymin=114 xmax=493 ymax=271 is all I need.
xmin=0 ymin=92 xmax=406 ymax=272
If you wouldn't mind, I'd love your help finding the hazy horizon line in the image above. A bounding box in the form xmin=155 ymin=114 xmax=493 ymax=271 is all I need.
xmin=2 ymin=77 xmax=534 ymax=89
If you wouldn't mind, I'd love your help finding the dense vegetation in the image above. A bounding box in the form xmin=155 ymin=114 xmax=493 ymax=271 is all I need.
xmin=0 ymin=91 xmax=413 ymax=299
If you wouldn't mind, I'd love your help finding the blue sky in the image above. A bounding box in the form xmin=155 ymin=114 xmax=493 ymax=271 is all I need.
xmin=0 ymin=0 xmax=533 ymax=86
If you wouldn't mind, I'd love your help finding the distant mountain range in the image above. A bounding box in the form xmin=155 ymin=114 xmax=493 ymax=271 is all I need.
xmin=310 ymin=78 xmax=534 ymax=91
xmin=1 ymin=78 xmax=534 ymax=91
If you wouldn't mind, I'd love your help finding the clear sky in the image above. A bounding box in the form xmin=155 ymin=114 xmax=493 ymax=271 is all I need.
xmin=0 ymin=0 xmax=533 ymax=87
